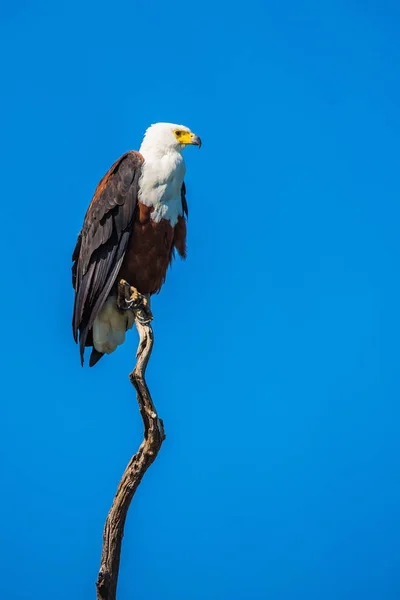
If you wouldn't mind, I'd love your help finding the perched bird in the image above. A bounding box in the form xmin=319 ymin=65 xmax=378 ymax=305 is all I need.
xmin=72 ymin=122 xmax=201 ymax=366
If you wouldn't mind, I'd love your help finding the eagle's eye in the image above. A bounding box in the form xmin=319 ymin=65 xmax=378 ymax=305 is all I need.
xmin=175 ymin=130 xmax=182 ymax=137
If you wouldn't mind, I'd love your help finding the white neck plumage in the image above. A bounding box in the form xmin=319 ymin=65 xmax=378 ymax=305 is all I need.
xmin=137 ymin=144 xmax=186 ymax=227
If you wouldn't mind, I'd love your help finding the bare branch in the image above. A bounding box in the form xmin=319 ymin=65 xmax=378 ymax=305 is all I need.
xmin=96 ymin=281 xmax=165 ymax=600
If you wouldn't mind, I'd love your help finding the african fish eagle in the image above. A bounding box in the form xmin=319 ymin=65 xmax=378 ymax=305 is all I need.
xmin=72 ymin=122 xmax=201 ymax=367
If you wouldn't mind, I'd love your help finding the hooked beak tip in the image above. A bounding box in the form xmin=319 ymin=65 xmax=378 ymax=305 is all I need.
xmin=192 ymin=135 xmax=202 ymax=149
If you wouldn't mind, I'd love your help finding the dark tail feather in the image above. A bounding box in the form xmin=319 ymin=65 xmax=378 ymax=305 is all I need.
xmin=89 ymin=347 xmax=104 ymax=367
xmin=78 ymin=325 xmax=92 ymax=366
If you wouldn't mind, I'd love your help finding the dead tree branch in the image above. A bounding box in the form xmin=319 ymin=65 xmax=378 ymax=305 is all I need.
xmin=96 ymin=280 xmax=166 ymax=600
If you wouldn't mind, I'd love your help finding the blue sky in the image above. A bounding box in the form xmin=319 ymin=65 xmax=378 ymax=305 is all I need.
xmin=1 ymin=0 xmax=400 ymax=598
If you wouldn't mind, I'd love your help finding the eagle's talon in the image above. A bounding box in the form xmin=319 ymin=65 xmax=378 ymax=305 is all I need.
xmin=116 ymin=281 xmax=153 ymax=322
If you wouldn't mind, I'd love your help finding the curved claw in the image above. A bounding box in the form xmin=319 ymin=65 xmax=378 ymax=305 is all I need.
xmin=116 ymin=280 xmax=153 ymax=322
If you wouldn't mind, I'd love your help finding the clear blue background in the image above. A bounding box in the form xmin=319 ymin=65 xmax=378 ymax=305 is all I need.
xmin=1 ymin=0 xmax=400 ymax=598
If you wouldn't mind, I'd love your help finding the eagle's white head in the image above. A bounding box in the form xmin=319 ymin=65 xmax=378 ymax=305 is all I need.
xmin=139 ymin=122 xmax=201 ymax=156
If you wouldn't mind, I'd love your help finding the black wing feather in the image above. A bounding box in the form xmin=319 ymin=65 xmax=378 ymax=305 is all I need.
xmin=72 ymin=151 xmax=143 ymax=365
xmin=181 ymin=181 xmax=188 ymax=218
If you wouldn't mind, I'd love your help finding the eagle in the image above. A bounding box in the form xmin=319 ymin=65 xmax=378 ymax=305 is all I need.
xmin=72 ymin=122 xmax=201 ymax=367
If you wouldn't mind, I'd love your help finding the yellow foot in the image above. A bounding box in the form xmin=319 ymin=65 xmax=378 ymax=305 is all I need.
xmin=117 ymin=280 xmax=153 ymax=324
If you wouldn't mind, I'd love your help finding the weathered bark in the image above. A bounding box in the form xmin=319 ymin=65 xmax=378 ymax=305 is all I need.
xmin=96 ymin=281 xmax=165 ymax=600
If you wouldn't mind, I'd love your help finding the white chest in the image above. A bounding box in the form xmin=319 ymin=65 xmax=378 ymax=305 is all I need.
xmin=138 ymin=152 xmax=186 ymax=227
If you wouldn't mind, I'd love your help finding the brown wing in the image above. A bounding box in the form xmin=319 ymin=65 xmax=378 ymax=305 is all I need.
xmin=72 ymin=150 xmax=143 ymax=364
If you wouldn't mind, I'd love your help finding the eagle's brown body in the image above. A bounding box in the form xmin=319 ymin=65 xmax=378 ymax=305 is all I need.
xmin=118 ymin=201 xmax=187 ymax=296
